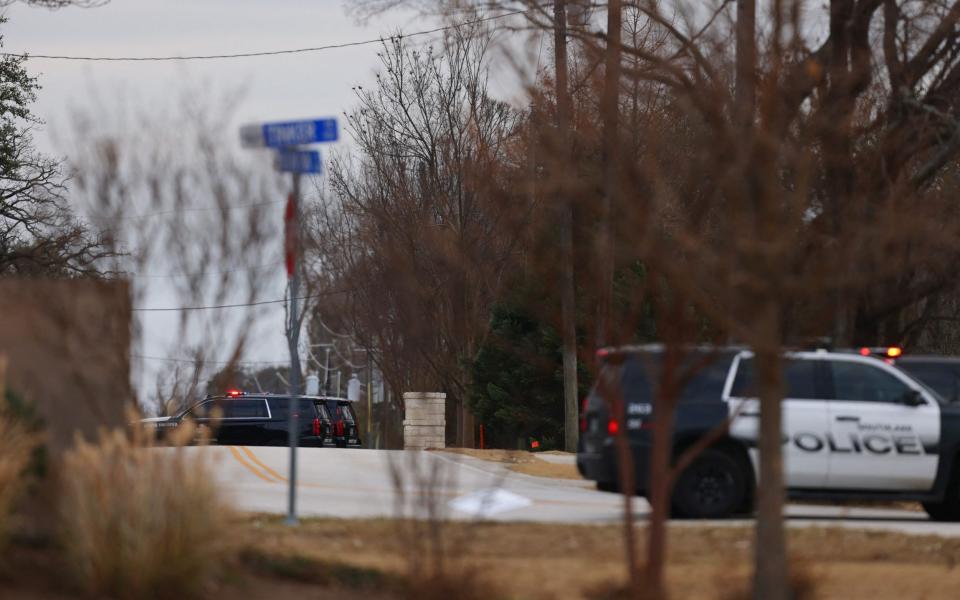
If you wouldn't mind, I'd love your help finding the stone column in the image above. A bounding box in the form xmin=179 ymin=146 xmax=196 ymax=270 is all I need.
xmin=403 ymin=392 xmax=446 ymax=450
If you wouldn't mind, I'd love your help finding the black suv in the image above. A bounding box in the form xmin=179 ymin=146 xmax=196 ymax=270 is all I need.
xmin=143 ymin=392 xmax=332 ymax=447
xmin=318 ymin=397 xmax=362 ymax=448
xmin=577 ymin=345 xmax=960 ymax=520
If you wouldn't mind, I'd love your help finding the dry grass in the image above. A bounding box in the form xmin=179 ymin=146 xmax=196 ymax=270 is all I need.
xmin=0 ymin=414 xmax=36 ymax=550
xmin=239 ymin=517 xmax=960 ymax=600
xmin=5 ymin=514 xmax=960 ymax=598
xmin=441 ymin=448 xmax=582 ymax=480
xmin=59 ymin=426 xmax=232 ymax=599
xmin=385 ymin=450 xmax=504 ymax=599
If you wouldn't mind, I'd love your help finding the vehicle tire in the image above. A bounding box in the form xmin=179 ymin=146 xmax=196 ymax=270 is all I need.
xmin=671 ymin=448 xmax=747 ymax=519
xmin=922 ymin=501 xmax=960 ymax=521
xmin=923 ymin=471 xmax=960 ymax=521
xmin=596 ymin=481 xmax=619 ymax=493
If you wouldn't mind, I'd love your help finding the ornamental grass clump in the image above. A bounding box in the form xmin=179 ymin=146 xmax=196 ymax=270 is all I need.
xmin=60 ymin=425 xmax=231 ymax=599
xmin=0 ymin=414 xmax=36 ymax=551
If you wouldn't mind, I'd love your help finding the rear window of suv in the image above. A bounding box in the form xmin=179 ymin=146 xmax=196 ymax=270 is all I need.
xmin=325 ymin=401 xmax=356 ymax=423
xmin=620 ymin=350 xmax=735 ymax=404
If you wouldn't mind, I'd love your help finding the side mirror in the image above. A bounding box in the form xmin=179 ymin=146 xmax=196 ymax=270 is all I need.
xmin=901 ymin=390 xmax=925 ymax=407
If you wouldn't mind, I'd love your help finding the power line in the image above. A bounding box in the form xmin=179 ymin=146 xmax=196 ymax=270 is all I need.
xmin=132 ymin=354 xmax=288 ymax=366
xmin=88 ymin=200 xmax=286 ymax=223
xmin=131 ymin=288 xmax=348 ymax=312
xmin=125 ymin=261 xmax=285 ymax=279
xmin=3 ymin=9 xmax=530 ymax=62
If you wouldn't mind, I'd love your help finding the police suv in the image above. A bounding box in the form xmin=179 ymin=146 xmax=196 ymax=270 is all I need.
xmin=577 ymin=346 xmax=960 ymax=520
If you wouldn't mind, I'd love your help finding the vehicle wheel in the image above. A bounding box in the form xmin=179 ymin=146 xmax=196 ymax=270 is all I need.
xmin=924 ymin=471 xmax=960 ymax=521
xmin=922 ymin=501 xmax=960 ymax=521
xmin=671 ymin=448 xmax=746 ymax=519
xmin=596 ymin=481 xmax=619 ymax=493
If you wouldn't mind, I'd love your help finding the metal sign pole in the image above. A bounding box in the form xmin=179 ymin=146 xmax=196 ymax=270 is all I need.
xmin=286 ymin=171 xmax=302 ymax=526
xmin=239 ymin=116 xmax=337 ymax=526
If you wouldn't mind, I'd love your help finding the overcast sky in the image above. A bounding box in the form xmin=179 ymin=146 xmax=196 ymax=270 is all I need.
xmin=2 ymin=1 xmax=536 ymax=407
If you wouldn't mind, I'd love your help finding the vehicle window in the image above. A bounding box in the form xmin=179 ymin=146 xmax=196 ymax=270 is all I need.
xmin=184 ymin=400 xmax=214 ymax=419
xmin=730 ymin=358 xmax=822 ymax=399
xmin=222 ymin=399 xmax=269 ymax=418
xmin=828 ymin=360 xmax=912 ymax=403
xmin=897 ymin=362 xmax=959 ymax=402
xmin=268 ymin=398 xmax=317 ymax=419
xmin=315 ymin=403 xmax=331 ymax=420
xmin=325 ymin=401 xmax=339 ymax=419
xmin=620 ymin=351 xmax=734 ymax=404
xmin=338 ymin=403 xmax=356 ymax=424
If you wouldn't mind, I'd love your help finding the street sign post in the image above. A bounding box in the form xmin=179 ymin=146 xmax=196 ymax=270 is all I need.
xmin=239 ymin=116 xmax=338 ymax=527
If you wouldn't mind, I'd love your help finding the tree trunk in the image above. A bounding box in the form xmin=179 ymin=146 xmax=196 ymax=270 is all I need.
xmin=752 ymin=302 xmax=789 ymax=600
xmin=644 ymin=379 xmax=677 ymax=598
xmin=735 ymin=0 xmax=757 ymax=127
xmin=554 ymin=0 xmax=579 ymax=453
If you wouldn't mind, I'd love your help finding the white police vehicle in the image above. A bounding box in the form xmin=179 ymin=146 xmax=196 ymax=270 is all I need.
xmin=577 ymin=346 xmax=960 ymax=520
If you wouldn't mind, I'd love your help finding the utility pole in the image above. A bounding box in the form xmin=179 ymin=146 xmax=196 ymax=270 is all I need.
xmin=597 ymin=0 xmax=622 ymax=350
xmin=284 ymin=173 xmax=303 ymax=526
xmin=554 ymin=0 xmax=579 ymax=453
xmin=367 ymin=348 xmax=373 ymax=444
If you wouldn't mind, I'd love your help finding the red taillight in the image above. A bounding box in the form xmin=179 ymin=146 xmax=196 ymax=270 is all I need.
xmin=579 ymin=397 xmax=588 ymax=432
xmin=607 ymin=418 xmax=619 ymax=435
xmin=530 ymin=440 xmax=540 ymax=449
xmin=312 ymin=417 xmax=320 ymax=437
xmin=227 ymin=389 xmax=242 ymax=397
xmin=859 ymin=347 xmax=871 ymax=356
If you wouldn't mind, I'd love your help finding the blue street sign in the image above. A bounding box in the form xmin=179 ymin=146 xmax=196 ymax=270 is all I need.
xmin=275 ymin=149 xmax=322 ymax=174
xmin=240 ymin=118 xmax=338 ymax=148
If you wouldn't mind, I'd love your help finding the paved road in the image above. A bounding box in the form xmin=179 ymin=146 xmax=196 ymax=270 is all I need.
xmin=172 ymin=446 xmax=960 ymax=535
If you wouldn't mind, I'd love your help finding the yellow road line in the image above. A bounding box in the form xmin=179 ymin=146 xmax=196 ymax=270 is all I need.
xmin=228 ymin=446 xmax=277 ymax=483
xmin=240 ymin=446 xmax=288 ymax=482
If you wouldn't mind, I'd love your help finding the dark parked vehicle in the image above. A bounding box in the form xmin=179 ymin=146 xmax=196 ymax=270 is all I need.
xmin=319 ymin=397 xmax=362 ymax=448
xmin=142 ymin=391 xmax=333 ymax=447
xmin=856 ymin=346 xmax=960 ymax=403
xmin=896 ymin=357 xmax=960 ymax=403
xmin=578 ymin=345 xmax=960 ymax=520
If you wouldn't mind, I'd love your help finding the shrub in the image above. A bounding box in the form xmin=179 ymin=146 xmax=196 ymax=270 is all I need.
xmin=60 ymin=427 xmax=231 ymax=599
xmin=0 ymin=413 xmax=36 ymax=549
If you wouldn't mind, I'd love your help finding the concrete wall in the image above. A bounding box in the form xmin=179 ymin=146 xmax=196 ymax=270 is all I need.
xmin=403 ymin=392 xmax=446 ymax=450
xmin=0 ymin=279 xmax=132 ymax=454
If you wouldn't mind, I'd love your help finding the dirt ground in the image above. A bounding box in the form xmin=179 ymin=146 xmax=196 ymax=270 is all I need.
xmin=6 ymin=517 xmax=960 ymax=599
xmin=440 ymin=448 xmax=582 ymax=480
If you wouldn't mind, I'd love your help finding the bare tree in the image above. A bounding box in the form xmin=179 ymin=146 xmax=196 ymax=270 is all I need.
xmin=308 ymin=26 xmax=528 ymax=447
xmin=0 ymin=18 xmax=116 ymax=277
xmin=69 ymin=86 xmax=284 ymax=415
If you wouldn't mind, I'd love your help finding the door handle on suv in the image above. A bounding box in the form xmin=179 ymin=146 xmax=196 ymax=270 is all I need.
xmin=835 ymin=415 xmax=860 ymax=422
